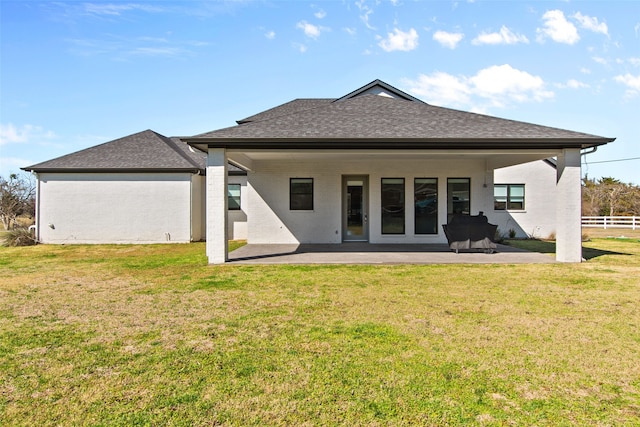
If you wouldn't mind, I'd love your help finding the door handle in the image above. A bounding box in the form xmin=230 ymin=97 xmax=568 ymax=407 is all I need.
xmin=364 ymin=214 xmax=368 ymax=223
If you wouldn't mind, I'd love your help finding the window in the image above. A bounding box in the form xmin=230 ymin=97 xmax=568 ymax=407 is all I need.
xmin=494 ymin=184 xmax=525 ymax=210
xmin=228 ymin=184 xmax=241 ymax=210
xmin=415 ymin=178 xmax=438 ymax=234
xmin=447 ymin=178 xmax=470 ymax=222
xmin=381 ymin=178 xmax=405 ymax=234
xmin=290 ymin=178 xmax=313 ymax=210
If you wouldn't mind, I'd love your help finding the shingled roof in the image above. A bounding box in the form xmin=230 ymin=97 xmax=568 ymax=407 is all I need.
xmin=23 ymin=130 xmax=206 ymax=173
xmin=185 ymin=79 xmax=614 ymax=151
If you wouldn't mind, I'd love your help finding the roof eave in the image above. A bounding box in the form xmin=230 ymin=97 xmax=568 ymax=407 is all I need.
xmin=22 ymin=167 xmax=205 ymax=174
xmin=185 ymin=137 xmax=615 ymax=151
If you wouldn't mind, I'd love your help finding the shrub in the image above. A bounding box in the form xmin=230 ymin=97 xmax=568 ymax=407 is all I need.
xmin=2 ymin=227 xmax=37 ymax=247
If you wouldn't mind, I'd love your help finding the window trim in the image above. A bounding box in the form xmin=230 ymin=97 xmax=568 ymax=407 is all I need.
xmin=290 ymin=178 xmax=314 ymax=211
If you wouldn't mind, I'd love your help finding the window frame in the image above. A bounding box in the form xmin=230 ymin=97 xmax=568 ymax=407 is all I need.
xmin=227 ymin=183 xmax=241 ymax=211
xmin=290 ymin=178 xmax=314 ymax=211
xmin=494 ymin=184 xmax=525 ymax=211
xmin=414 ymin=178 xmax=438 ymax=235
xmin=381 ymin=177 xmax=405 ymax=235
xmin=447 ymin=177 xmax=471 ymax=222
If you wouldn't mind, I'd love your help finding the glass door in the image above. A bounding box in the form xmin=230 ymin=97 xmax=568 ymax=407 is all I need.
xmin=342 ymin=176 xmax=369 ymax=242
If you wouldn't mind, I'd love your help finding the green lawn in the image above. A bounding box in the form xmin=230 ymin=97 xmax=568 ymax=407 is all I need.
xmin=1 ymin=239 xmax=639 ymax=426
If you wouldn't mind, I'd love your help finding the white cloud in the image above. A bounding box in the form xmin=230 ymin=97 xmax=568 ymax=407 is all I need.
xmin=402 ymin=72 xmax=471 ymax=106
xmin=344 ymin=27 xmax=357 ymax=36
xmin=378 ymin=28 xmax=419 ymax=52
xmin=614 ymin=73 xmax=640 ymax=97
xmin=314 ymin=9 xmax=326 ymax=19
xmin=292 ymin=42 xmax=307 ymax=53
xmin=0 ymin=123 xmax=56 ymax=146
xmin=296 ymin=21 xmax=327 ymax=39
xmin=265 ymin=30 xmax=275 ymax=40
xmin=592 ymin=56 xmax=608 ymax=66
xmin=82 ymin=3 xmax=163 ymax=16
xmin=402 ymin=64 xmax=554 ymax=110
xmin=573 ymin=12 xmax=608 ymax=36
xmin=65 ymin=34 xmax=208 ymax=59
xmin=558 ymin=79 xmax=589 ymax=89
xmin=629 ymin=57 xmax=640 ymax=67
xmin=130 ymin=47 xmax=184 ymax=57
xmin=355 ymin=0 xmax=375 ymax=30
xmin=433 ymin=30 xmax=464 ymax=49
xmin=472 ymin=26 xmax=529 ymax=45
xmin=537 ymin=10 xmax=579 ymax=44
xmin=470 ymin=65 xmax=553 ymax=105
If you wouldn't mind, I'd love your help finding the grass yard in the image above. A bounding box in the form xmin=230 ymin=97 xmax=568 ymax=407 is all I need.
xmin=1 ymin=239 xmax=639 ymax=426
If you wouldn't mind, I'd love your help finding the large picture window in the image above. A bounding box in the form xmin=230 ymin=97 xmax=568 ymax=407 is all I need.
xmin=494 ymin=184 xmax=525 ymax=210
xmin=381 ymin=178 xmax=405 ymax=234
xmin=290 ymin=178 xmax=314 ymax=210
xmin=414 ymin=178 xmax=438 ymax=234
xmin=228 ymin=184 xmax=241 ymax=211
xmin=447 ymin=178 xmax=470 ymax=222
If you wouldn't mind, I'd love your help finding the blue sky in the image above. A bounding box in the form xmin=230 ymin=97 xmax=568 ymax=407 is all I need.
xmin=1 ymin=0 xmax=639 ymax=184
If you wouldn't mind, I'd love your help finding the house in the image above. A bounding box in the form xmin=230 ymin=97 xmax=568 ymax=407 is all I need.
xmin=23 ymin=130 xmax=247 ymax=243
xmin=183 ymin=79 xmax=614 ymax=263
xmin=24 ymin=80 xmax=614 ymax=263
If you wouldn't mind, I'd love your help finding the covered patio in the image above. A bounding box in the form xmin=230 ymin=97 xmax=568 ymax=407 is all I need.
xmin=184 ymin=80 xmax=615 ymax=264
xmin=228 ymin=242 xmax=556 ymax=264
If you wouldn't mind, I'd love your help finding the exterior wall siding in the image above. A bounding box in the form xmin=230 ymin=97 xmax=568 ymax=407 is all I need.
xmin=37 ymin=172 xmax=194 ymax=244
xmin=494 ymin=161 xmax=557 ymax=239
xmin=247 ymin=158 xmax=495 ymax=244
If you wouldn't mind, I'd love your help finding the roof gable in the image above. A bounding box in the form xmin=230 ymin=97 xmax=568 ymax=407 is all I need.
xmin=335 ymin=79 xmax=425 ymax=103
xmin=24 ymin=130 xmax=206 ymax=173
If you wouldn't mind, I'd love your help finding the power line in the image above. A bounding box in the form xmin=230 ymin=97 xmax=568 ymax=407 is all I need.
xmin=582 ymin=156 xmax=640 ymax=164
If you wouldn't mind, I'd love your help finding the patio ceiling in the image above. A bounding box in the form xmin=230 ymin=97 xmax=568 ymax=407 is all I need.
xmin=224 ymin=148 xmax=560 ymax=172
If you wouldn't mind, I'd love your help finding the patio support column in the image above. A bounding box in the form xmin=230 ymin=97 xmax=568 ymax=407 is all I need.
xmin=206 ymin=148 xmax=228 ymax=264
xmin=555 ymin=148 xmax=582 ymax=262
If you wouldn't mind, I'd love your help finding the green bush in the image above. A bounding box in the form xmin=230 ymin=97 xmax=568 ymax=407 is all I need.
xmin=2 ymin=227 xmax=36 ymax=247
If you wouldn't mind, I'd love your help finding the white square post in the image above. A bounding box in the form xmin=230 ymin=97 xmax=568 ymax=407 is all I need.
xmin=555 ymin=148 xmax=582 ymax=262
xmin=206 ymin=148 xmax=228 ymax=264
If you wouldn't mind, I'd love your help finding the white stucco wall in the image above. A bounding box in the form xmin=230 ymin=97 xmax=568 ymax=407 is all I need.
xmin=36 ymin=172 xmax=196 ymax=244
xmin=228 ymin=175 xmax=248 ymax=240
xmin=493 ymin=160 xmax=557 ymax=239
xmin=246 ymin=158 xmax=495 ymax=245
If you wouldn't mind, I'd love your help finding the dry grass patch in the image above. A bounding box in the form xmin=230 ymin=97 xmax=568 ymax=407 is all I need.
xmin=1 ymin=239 xmax=639 ymax=425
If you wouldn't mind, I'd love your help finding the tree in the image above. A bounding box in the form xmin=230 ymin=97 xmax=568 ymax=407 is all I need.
xmin=0 ymin=173 xmax=36 ymax=230
xmin=582 ymin=176 xmax=640 ymax=217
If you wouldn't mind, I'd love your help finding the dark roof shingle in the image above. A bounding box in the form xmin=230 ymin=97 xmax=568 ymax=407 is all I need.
xmin=24 ymin=130 xmax=206 ymax=172
xmin=188 ymin=93 xmax=614 ymax=149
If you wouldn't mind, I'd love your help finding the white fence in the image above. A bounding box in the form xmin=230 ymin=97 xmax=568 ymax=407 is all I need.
xmin=582 ymin=216 xmax=638 ymax=230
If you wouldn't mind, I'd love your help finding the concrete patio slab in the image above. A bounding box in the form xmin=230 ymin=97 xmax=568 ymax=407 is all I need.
xmin=227 ymin=243 xmax=556 ymax=264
